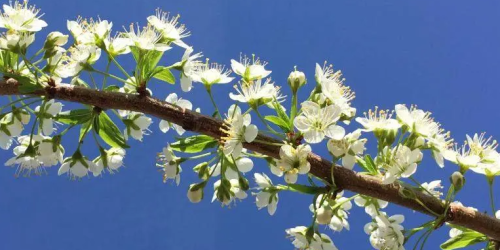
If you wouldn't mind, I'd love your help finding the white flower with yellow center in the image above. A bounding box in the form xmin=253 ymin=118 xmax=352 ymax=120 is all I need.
xmin=395 ymin=104 xmax=440 ymax=138
xmin=0 ymin=1 xmax=47 ymax=32
xmin=377 ymin=145 xmax=422 ymax=184
xmin=327 ymin=129 xmax=366 ymax=169
xmin=159 ymin=93 xmax=192 ymax=135
xmin=221 ymin=105 xmax=258 ymax=158
xmin=147 ymin=9 xmax=190 ymax=48
xmin=229 ymin=78 xmax=278 ymax=107
xmin=192 ymin=60 xmax=234 ymax=86
xmin=104 ymin=34 xmax=131 ymax=57
xmin=124 ymin=24 xmax=171 ymax=52
xmin=356 ymin=107 xmax=401 ymax=134
xmin=316 ymin=63 xmax=356 ymax=118
xmin=0 ymin=31 xmax=34 ymax=52
xmin=294 ymin=101 xmax=345 ymax=144
xmin=230 ymin=55 xmax=271 ymax=82
xmin=272 ymin=144 xmax=311 ymax=184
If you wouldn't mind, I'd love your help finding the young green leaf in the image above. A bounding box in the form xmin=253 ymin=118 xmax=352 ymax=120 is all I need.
xmin=152 ymin=66 xmax=175 ymax=84
xmin=169 ymin=135 xmax=218 ymax=153
xmin=98 ymin=112 xmax=130 ymax=149
xmin=265 ymin=115 xmax=291 ymax=132
xmin=440 ymin=231 xmax=487 ymax=249
xmin=56 ymin=109 xmax=93 ymax=125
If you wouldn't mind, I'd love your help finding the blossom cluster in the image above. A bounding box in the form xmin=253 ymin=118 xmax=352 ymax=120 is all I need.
xmin=0 ymin=1 xmax=498 ymax=249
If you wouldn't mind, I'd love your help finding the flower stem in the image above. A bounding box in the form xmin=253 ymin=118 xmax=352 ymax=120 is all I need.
xmin=290 ymin=92 xmax=298 ymax=121
xmin=253 ymin=107 xmax=284 ymax=138
xmin=92 ymin=69 xmax=128 ymax=84
xmin=110 ymin=55 xmax=132 ymax=79
xmin=205 ymin=87 xmax=222 ymax=119
xmin=488 ymin=178 xmax=496 ymax=214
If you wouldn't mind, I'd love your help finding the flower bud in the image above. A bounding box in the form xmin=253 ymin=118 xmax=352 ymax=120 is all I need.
xmin=287 ymin=69 xmax=306 ymax=93
xmin=450 ymin=171 xmax=465 ymax=193
xmin=238 ymin=176 xmax=250 ymax=191
xmin=44 ymin=32 xmax=68 ymax=49
xmin=315 ymin=206 xmax=333 ymax=225
xmin=187 ymin=183 xmax=204 ymax=203
xmin=193 ymin=162 xmax=209 ymax=180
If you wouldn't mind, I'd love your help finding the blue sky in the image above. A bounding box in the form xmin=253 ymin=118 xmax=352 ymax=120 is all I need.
xmin=1 ymin=0 xmax=500 ymax=249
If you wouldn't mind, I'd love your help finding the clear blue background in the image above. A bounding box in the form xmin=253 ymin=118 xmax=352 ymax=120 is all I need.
xmin=0 ymin=0 xmax=499 ymax=249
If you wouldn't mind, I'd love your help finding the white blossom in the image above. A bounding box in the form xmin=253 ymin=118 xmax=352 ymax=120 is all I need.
xmin=212 ymin=178 xmax=247 ymax=206
xmin=395 ymin=104 xmax=440 ymax=138
xmin=56 ymin=44 xmax=101 ymax=78
xmin=94 ymin=148 xmax=125 ymax=176
xmin=294 ymin=101 xmax=345 ymax=144
xmin=421 ymin=180 xmax=443 ymax=198
xmin=365 ymin=213 xmax=405 ymax=250
xmin=123 ymin=112 xmax=152 ymax=141
xmin=354 ymin=195 xmax=388 ymax=217
xmin=124 ymin=24 xmax=170 ymax=52
xmin=253 ymin=173 xmax=278 ymax=215
xmin=327 ymin=129 xmax=366 ymax=169
xmin=316 ymin=63 xmax=356 ymax=118
xmin=179 ymin=46 xmax=203 ymax=92
xmin=58 ymin=152 xmax=99 ymax=179
xmin=104 ymin=34 xmax=131 ymax=57
xmin=5 ymin=135 xmax=43 ymax=176
xmin=147 ymin=9 xmax=190 ymax=48
xmin=220 ymin=105 xmax=258 ymax=158
xmin=230 ymin=55 xmax=271 ymax=81
xmin=159 ymin=93 xmax=192 ymax=135
xmin=67 ymin=18 xmax=112 ymax=45
xmin=376 ymin=145 xmax=422 ymax=184
xmin=356 ymin=107 xmax=401 ymax=134
xmin=272 ymin=144 xmax=311 ymax=184
xmin=35 ymin=99 xmax=63 ymax=136
xmin=309 ymin=193 xmax=352 ymax=232
xmin=158 ymin=145 xmax=182 ymax=185
xmin=0 ymin=31 xmax=34 ymax=52
xmin=210 ymin=155 xmax=253 ymax=180
xmin=285 ymin=226 xmax=338 ymax=250
xmin=192 ymin=61 xmax=234 ymax=86
xmin=229 ymin=78 xmax=279 ymax=107
xmin=37 ymin=136 xmax=64 ymax=167
xmin=0 ymin=1 xmax=47 ymax=32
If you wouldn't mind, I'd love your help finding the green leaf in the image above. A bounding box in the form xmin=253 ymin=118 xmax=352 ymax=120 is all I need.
xmin=79 ymin=120 xmax=92 ymax=142
xmin=356 ymin=155 xmax=378 ymax=175
xmin=98 ymin=112 xmax=130 ymax=149
xmin=170 ymin=135 xmax=218 ymax=153
xmin=129 ymin=46 xmax=140 ymax=62
xmin=56 ymin=109 xmax=93 ymax=125
xmin=152 ymin=66 xmax=175 ymax=84
xmin=285 ymin=184 xmax=326 ymax=195
xmin=440 ymin=231 xmax=487 ymax=249
xmin=272 ymin=100 xmax=291 ymax=128
xmin=143 ymin=50 xmax=164 ymax=75
xmin=265 ymin=115 xmax=291 ymax=132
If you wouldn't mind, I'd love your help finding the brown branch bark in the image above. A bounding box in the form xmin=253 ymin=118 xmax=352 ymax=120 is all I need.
xmin=1 ymin=78 xmax=500 ymax=240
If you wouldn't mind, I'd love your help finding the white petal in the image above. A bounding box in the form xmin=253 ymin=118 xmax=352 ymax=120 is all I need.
xmin=325 ymin=125 xmax=345 ymax=140
xmin=244 ymin=125 xmax=258 ymax=142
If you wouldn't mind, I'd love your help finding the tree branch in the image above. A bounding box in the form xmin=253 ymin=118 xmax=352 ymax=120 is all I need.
xmin=1 ymin=78 xmax=499 ymax=240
